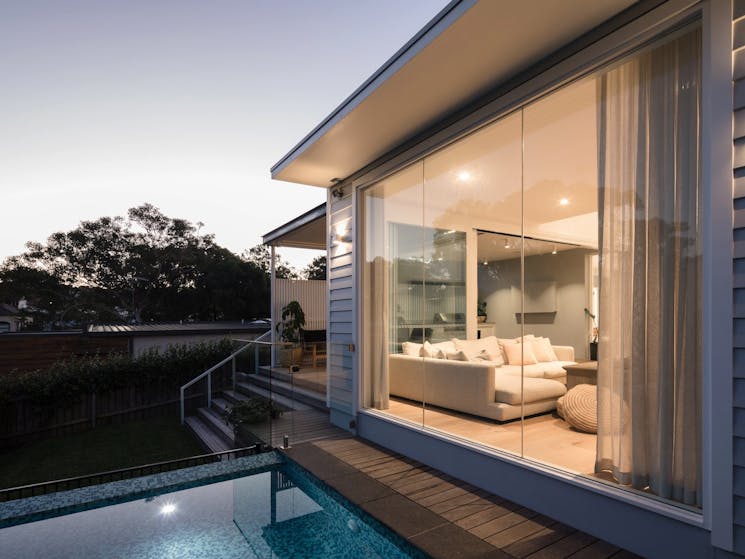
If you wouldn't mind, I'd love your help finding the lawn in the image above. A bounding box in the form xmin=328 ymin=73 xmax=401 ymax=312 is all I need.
xmin=0 ymin=416 xmax=205 ymax=489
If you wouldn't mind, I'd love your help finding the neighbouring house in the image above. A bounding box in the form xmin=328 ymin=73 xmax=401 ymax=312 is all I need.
xmin=268 ymin=1 xmax=737 ymax=557
xmin=0 ymin=321 xmax=269 ymax=375
xmin=0 ymin=303 xmax=25 ymax=333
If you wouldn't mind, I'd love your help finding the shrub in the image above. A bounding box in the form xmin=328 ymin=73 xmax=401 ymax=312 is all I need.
xmin=222 ymin=396 xmax=283 ymax=427
xmin=0 ymin=338 xmax=236 ymax=407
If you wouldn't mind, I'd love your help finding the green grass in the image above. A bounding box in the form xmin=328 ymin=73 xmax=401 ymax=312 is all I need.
xmin=0 ymin=416 xmax=205 ymax=489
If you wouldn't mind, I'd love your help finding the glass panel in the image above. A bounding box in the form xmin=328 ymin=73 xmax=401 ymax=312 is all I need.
xmin=521 ymin=75 xmax=598 ymax=473
xmin=421 ymin=111 xmax=523 ymax=455
xmin=362 ymin=162 xmax=425 ymax=428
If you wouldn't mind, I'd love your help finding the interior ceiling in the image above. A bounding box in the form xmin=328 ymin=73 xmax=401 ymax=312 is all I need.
xmin=477 ymin=232 xmax=581 ymax=262
xmin=272 ymin=0 xmax=636 ymax=187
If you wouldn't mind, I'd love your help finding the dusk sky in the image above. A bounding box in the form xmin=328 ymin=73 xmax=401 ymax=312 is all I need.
xmin=1 ymin=0 xmax=448 ymax=269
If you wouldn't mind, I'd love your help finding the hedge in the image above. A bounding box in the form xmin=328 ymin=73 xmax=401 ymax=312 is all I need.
xmin=0 ymin=339 xmax=237 ymax=407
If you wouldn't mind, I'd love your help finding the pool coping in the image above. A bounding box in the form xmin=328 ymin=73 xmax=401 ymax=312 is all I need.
xmin=0 ymin=452 xmax=282 ymax=528
xmin=281 ymin=442 xmax=511 ymax=559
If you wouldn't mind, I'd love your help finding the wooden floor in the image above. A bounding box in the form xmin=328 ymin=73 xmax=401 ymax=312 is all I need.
xmin=252 ymin=407 xmax=346 ymax=448
xmin=386 ymin=397 xmax=597 ymax=475
xmin=299 ymin=437 xmax=640 ymax=559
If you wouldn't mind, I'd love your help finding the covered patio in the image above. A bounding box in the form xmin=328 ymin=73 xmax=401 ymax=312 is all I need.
xmin=262 ymin=203 xmax=328 ymax=397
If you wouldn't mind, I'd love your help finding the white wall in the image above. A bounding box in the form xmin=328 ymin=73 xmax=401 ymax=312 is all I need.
xmin=478 ymin=248 xmax=591 ymax=359
xmin=274 ymin=279 xmax=326 ymax=331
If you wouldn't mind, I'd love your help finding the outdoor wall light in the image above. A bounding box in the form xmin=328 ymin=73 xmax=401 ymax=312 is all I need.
xmin=330 ymin=225 xmax=352 ymax=246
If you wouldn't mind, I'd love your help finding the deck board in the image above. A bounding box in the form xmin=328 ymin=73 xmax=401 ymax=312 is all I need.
xmin=291 ymin=436 xmax=642 ymax=559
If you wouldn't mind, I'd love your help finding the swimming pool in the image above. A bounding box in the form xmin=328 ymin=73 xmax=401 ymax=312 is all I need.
xmin=0 ymin=453 xmax=427 ymax=558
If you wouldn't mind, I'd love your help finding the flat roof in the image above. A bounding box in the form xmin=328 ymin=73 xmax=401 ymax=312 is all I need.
xmin=271 ymin=0 xmax=637 ymax=187
xmin=87 ymin=321 xmax=270 ymax=336
xmin=262 ymin=202 xmax=326 ymax=249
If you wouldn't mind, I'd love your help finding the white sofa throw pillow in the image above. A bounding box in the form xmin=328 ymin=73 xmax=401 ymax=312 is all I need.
xmin=421 ymin=341 xmax=450 ymax=359
xmin=532 ymin=337 xmax=559 ymax=362
xmin=503 ymin=341 xmax=538 ymax=365
xmin=401 ymin=341 xmax=422 ymax=356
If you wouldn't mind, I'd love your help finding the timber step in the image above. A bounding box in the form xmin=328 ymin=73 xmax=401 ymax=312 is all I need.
xmin=235 ymin=381 xmax=311 ymax=411
xmin=184 ymin=415 xmax=231 ymax=454
xmin=237 ymin=373 xmax=326 ymax=411
xmin=197 ymin=406 xmax=234 ymax=446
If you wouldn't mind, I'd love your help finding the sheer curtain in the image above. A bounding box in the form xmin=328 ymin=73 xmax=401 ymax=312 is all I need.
xmin=595 ymin=28 xmax=701 ymax=506
xmin=366 ymin=195 xmax=390 ymax=410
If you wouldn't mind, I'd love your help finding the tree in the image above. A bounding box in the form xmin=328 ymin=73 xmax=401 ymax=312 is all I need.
xmin=1 ymin=204 xmax=270 ymax=327
xmin=304 ymin=255 xmax=326 ymax=280
xmin=243 ymin=244 xmax=298 ymax=280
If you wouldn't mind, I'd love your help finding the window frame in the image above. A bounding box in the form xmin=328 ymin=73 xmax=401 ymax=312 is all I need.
xmin=352 ymin=0 xmax=732 ymax=539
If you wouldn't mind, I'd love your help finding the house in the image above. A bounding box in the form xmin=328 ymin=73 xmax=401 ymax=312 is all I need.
xmin=269 ymin=1 xmax=737 ymax=557
xmin=0 ymin=303 xmax=24 ymax=333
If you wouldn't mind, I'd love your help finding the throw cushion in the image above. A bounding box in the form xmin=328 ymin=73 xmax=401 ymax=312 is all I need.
xmin=401 ymin=341 xmax=422 ymax=356
xmin=420 ymin=341 xmax=443 ymax=359
xmin=452 ymin=337 xmax=504 ymax=364
xmin=431 ymin=340 xmax=456 ymax=355
xmin=532 ymin=337 xmax=559 ymax=362
xmin=446 ymin=350 xmax=470 ymax=361
xmin=503 ymin=342 xmax=538 ymax=365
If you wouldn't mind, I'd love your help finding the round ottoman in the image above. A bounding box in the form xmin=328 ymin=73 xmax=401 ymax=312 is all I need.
xmin=557 ymin=384 xmax=597 ymax=433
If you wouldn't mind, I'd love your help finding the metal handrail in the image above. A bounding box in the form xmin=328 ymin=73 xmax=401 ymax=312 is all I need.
xmin=0 ymin=445 xmax=261 ymax=503
xmin=179 ymin=331 xmax=292 ymax=424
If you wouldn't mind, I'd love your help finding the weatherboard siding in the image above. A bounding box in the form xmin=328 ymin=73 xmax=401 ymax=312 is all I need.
xmin=734 ymin=1 xmax=745 ymax=553
xmin=327 ymin=191 xmax=355 ymax=417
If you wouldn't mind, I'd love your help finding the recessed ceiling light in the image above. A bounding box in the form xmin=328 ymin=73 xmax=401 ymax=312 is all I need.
xmin=559 ymin=198 xmax=569 ymax=206
xmin=457 ymin=171 xmax=472 ymax=182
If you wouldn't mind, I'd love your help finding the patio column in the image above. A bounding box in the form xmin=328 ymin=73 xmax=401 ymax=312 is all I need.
xmin=270 ymin=245 xmax=276 ymax=367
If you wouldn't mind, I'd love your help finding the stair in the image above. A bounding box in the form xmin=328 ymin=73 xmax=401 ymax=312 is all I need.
xmin=184 ymin=360 xmax=329 ymax=452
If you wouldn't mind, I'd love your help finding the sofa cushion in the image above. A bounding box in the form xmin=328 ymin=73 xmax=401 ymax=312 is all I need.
xmin=402 ymin=341 xmax=422 ymax=356
xmin=446 ymin=350 xmax=470 ymax=361
xmin=503 ymin=341 xmax=538 ymax=365
xmin=532 ymin=337 xmax=559 ymax=362
xmin=452 ymin=336 xmax=502 ymax=362
xmin=421 ymin=341 xmax=453 ymax=359
xmin=494 ymin=375 xmax=567 ymax=405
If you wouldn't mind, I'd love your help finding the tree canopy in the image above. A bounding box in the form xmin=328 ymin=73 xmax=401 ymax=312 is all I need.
xmin=0 ymin=204 xmax=276 ymax=329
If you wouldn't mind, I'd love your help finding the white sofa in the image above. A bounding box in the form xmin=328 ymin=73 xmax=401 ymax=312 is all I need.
xmin=388 ymin=339 xmax=575 ymax=422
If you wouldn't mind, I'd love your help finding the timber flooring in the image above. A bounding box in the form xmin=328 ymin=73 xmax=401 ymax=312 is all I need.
xmin=386 ymin=397 xmax=597 ymax=475
xmin=283 ymin=437 xmax=640 ymax=559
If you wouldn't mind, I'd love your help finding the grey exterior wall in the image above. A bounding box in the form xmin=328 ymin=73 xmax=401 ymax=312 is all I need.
xmin=327 ymin=190 xmax=355 ymax=419
xmin=733 ymin=1 xmax=745 ymax=553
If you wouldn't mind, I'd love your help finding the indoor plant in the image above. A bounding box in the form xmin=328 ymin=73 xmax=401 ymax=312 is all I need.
xmin=477 ymin=300 xmax=488 ymax=323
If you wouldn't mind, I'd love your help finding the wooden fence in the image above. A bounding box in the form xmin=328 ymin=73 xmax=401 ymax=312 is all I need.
xmin=0 ymin=362 xmax=233 ymax=449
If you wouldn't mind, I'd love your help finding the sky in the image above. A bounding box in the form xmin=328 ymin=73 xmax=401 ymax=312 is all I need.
xmin=0 ymin=0 xmax=448 ymax=270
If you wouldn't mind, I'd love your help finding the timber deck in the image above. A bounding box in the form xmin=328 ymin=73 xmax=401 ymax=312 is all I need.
xmin=282 ymin=436 xmax=640 ymax=559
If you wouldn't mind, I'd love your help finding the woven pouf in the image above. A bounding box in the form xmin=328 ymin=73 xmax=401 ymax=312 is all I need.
xmin=561 ymin=384 xmax=597 ymax=433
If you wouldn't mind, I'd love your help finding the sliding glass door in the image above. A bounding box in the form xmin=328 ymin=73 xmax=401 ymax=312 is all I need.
xmin=361 ymin=25 xmax=702 ymax=508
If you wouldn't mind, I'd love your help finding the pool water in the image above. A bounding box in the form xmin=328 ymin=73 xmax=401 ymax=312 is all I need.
xmin=0 ymin=460 xmax=425 ymax=559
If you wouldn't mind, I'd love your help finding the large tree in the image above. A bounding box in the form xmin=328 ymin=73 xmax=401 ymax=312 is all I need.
xmin=243 ymin=244 xmax=298 ymax=280
xmin=0 ymin=204 xmax=269 ymax=327
xmin=304 ymin=255 xmax=326 ymax=280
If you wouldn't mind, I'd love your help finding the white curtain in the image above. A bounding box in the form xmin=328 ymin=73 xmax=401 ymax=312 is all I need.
xmin=595 ymin=28 xmax=701 ymax=507
xmin=367 ymin=195 xmax=390 ymax=410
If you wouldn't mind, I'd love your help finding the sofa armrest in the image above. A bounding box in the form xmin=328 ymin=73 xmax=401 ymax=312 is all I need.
xmin=552 ymin=345 xmax=575 ymax=362
xmin=388 ymin=355 xmax=496 ymax=417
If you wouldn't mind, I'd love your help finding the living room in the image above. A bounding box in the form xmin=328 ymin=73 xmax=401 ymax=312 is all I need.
xmin=361 ymin=23 xmax=701 ymax=510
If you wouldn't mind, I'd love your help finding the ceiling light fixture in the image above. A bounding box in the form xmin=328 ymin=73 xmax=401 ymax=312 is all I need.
xmin=503 ymin=238 xmax=511 ymax=249
xmin=552 ymin=245 xmax=557 ymax=255
xmin=160 ymin=503 xmax=177 ymax=516
xmin=457 ymin=171 xmax=472 ymax=182
xmin=559 ymin=198 xmax=569 ymax=206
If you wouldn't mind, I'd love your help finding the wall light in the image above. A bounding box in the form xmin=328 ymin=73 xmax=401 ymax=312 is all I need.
xmin=330 ymin=224 xmax=352 ymax=246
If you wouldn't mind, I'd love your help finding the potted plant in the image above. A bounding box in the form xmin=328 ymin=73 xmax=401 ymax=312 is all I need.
xmin=276 ymin=300 xmax=305 ymax=367
xmin=477 ymin=301 xmax=488 ymax=323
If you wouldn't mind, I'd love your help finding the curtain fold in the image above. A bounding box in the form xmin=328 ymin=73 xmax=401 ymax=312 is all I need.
xmin=595 ymin=28 xmax=701 ymax=507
